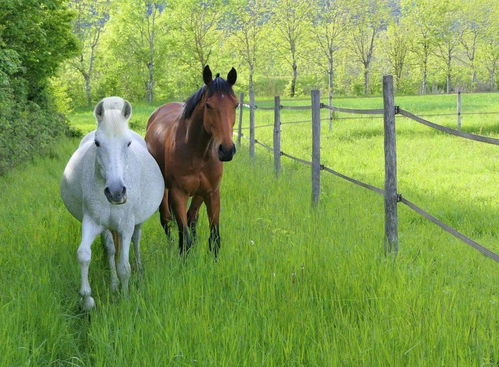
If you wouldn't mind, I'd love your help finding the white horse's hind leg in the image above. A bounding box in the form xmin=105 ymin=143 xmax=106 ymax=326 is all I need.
xmin=102 ymin=230 xmax=119 ymax=292
xmin=78 ymin=216 xmax=102 ymax=310
xmin=117 ymin=229 xmax=133 ymax=295
xmin=132 ymin=225 xmax=143 ymax=272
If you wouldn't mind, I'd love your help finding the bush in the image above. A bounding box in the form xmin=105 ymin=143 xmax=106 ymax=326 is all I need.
xmin=0 ymin=0 xmax=77 ymax=175
xmin=0 ymin=98 xmax=71 ymax=175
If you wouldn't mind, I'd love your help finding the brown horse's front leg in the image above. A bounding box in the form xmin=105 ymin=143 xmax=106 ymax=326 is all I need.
xmin=170 ymin=188 xmax=192 ymax=255
xmin=205 ymin=190 xmax=221 ymax=258
xmin=187 ymin=195 xmax=203 ymax=242
xmin=159 ymin=189 xmax=172 ymax=239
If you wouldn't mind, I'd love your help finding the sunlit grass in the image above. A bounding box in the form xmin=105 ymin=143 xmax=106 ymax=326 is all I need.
xmin=0 ymin=93 xmax=497 ymax=366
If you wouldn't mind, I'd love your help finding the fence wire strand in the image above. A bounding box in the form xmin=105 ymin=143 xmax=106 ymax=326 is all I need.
xmin=399 ymin=108 xmax=499 ymax=145
xmin=321 ymin=166 xmax=385 ymax=195
xmin=399 ymin=196 xmax=499 ymax=262
xmin=322 ymin=104 xmax=384 ymax=115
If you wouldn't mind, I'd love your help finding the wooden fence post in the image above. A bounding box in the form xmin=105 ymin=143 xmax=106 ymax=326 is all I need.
xmin=249 ymin=89 xmax=255 ymax=158
xmin=311 ymin=89 xmax=321 ymax=206
xmin=273 ymin=96 xmax=281 ymax=176
xmin=237 ymin=92 xmax=244 ymax=147
xmin=383 ymin=75 xmax=399 ymax=255
xmin=457 ymin=90 xmax=462 ymax=130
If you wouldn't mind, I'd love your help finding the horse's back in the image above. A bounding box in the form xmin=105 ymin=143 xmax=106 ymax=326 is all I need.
xmin=145 ymin=103 xmax=183 ymax=173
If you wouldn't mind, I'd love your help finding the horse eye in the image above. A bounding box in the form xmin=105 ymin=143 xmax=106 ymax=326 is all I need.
xmin=206 ymin=103 xmax=212 ymax=109
xmin=127 ymin=141 xmax=132 ymax=147
xmin=94 ymin=140 xmax=100 ymax=147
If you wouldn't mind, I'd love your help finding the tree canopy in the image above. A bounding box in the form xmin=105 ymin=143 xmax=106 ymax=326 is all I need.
xmin=50 ymin=0 xmax=499 ymax=107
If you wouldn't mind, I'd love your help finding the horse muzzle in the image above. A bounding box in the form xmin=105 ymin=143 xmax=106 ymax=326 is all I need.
xmin=218 ymin=144 xmax=236 ymax=162
xmin=104 ymin=186 xmax=127 ymax=205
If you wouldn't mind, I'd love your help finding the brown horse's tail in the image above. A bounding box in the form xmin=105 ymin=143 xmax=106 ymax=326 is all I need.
xmin=111 ymin=230 xmax=121 ymax=264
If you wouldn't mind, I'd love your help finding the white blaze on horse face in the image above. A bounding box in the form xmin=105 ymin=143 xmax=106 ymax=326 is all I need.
xmin=95 ymin=108 xmax=132 ymax=205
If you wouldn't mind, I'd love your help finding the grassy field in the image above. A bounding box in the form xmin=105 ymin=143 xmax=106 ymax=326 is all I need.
xmin=0 ymin=92 xmax=497 ymax=366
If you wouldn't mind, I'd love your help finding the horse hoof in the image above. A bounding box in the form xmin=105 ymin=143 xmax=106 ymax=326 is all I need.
xmin=81 ymin=296 xmax=96 ymax=311
xmin=111 ymin=280 xmax=120 ymax=293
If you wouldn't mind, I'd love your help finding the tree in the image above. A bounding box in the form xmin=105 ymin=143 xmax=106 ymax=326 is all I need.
xmin=0 ymin=0 xmax=78 ymax=101
xmin=171 ymin=0 xmax=222 ymax=71
xmin=271 ymin=0 xmax=310 ymax=97
xmin=348 ymin=0 xmax=390 ymax=95
xmin=102 ymin=0 xmax=167 ymax=103
xmin=432 ymin=0 xmax=460 ymax=93
xmin=384 ymin=20 xmax=410 ymax=90
xmin=226 ymin=0 xmax=270 ymax=100
xmin=0 ymin=0 xmax=77 ymax=173
xmin=309 ymin=0 xmax=348 ymax=101
xmin=69 ymin=0 xmax=109 ymax=106
xmin=480 ymin=11 xmax=499 ymax=90
xmin=402 ymin=0 xmax=438 ymax=94
xmin=456 ymin=0 xmax=496 ymax=89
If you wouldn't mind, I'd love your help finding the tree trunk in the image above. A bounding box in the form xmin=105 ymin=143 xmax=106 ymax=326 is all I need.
xmin=446 ymin=51 xmax=452 ymax=94
xmin=290 ymin=61 xmax=297 ymax=97
xmin=364 ymin=65 xmax=369 ymax=95
xmin=84 ymin=73 xmax=91 ymax=107
xmin=328 ymin=60 xmax=333 ymax=103
xmin=471 ymin=67 xmax=477 ymax=89
xmin=147 ymin=62 xmax=154 ymax=103
xmin=421 ymin=45 xmax=429 ymax=94
xmin=249 ymin=63 xmax=254 ymax=97
xmin=328 ymin=55 xmax=334 ymax=129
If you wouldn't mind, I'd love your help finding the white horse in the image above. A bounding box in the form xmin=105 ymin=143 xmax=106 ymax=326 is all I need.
xmin=61 ymin=97 xmax=164 ymax=310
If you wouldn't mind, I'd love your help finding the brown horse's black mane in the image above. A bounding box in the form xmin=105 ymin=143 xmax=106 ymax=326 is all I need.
xmin=182 ymin=76 xmax=235 ymax=119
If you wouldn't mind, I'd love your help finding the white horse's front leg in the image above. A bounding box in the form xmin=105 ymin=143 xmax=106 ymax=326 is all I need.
xmin=132 ymin=224 xmax=143 ymax=272
xmin=102 ymin=230 xmax=119 ymax=292
xmin=117 ymin=228 xmax=134 ymax=295
xmin=78 ymin=216 xmax=103 ymax=311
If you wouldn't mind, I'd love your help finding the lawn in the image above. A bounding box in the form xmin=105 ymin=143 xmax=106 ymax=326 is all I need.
xmin=0 ymin=92 xmax=497 ymax=366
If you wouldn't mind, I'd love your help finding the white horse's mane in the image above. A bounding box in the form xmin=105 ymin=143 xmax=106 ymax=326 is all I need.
xmin=98 ymin=97 xmax=130 ymax=136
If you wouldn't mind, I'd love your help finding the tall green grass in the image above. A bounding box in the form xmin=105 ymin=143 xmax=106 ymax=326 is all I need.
xmin=0 ymin=93 xmax=497 ymax=366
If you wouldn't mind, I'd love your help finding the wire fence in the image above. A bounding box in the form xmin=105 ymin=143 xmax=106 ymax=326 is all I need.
xmin=236 ymin=82 xmax=499 ymax=263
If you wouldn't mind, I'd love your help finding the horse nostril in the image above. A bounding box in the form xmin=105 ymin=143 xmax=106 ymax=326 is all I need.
xmin=104 ymin=187 xmax=111 ymax=196
xmin=218 ymin=144 xmax=224 ymax=153
xmin=122 ymin=187 xmax=127 ymax=196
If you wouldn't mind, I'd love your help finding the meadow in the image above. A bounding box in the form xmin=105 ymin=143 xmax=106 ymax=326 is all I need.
xmin=0 ymin=92 xmax=497 ymax=366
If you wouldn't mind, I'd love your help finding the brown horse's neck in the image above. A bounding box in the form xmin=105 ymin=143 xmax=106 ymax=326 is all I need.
xmin=182 ymin=108 xmax=213 ymax=159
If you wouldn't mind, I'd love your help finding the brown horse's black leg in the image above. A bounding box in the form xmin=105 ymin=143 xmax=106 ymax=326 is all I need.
xmin=177 ymin=226 xmax=192 ymax=255
xmin=171 ymin=188 xmax=192 ymax=255
xmin=208 ymin=225 xmax=221 ymax=258
xmin=159 ymin=189 xmax=172 ymax=239
xmin=205 ymin=190 xmax=221 ymax=258
xmin=187 ymin=195 xmax=203 ymax=242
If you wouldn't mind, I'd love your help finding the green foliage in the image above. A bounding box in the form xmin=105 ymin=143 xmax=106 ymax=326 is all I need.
xmin=49 ymin=0 xmax=499 ymax=107
xmin=0 ymin=0 xmax=78 ymax=174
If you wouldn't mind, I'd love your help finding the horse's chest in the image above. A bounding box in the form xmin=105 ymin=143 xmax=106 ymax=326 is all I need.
xmin=175 ymin=170 xmax=218 ymax=196
xmin=85 ymin=197 xmax=134 ymax=230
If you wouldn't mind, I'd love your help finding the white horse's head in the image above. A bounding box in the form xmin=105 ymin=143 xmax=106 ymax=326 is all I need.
xmin=93 ymin=97 xmax=133 ymax=205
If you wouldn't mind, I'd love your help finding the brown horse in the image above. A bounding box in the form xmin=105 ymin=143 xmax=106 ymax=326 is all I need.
xmin=145 ymin=65 xmax=238 ymax=256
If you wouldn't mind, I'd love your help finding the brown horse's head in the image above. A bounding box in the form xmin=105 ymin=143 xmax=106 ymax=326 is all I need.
xmin=200 ymin=65 xmax=238 ymax=161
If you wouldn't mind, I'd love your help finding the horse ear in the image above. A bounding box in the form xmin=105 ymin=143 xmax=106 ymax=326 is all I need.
xmin=122 ymin=100 xmax=132 ymax=119
xmin=203 ymin=65 xmax=212 ymax=85
xmin=94 ymin=101 xmax=104 ymax=120
xmin=227 ymin=67 xmax=237 ymax=86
